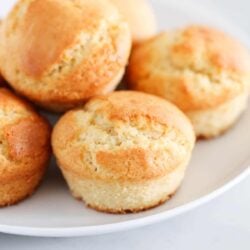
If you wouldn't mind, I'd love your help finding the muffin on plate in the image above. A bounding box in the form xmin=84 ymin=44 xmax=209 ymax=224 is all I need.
xmin=52 ymin=91 xmax=195 ymax=213
xmin=0 ymin=0 xmax=131 ymax=112
xmin=127 ymin=25 xmax=250 ymax=138
xmin=0 ymin=88 xmax=51 ymax=206
xmin=110 ymin=0 xmax=157 ymax=44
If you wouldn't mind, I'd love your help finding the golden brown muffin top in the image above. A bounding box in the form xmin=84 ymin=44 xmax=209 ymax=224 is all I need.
xmin=0 ymin=88 xmax=51 ymax=184
xmin=128 ymin=25 xmax=250 ymax=111
xmin=0 ymin=0 xmax=131 ymax=110
xmin=52 ymin=91 xmax=195 ymax=182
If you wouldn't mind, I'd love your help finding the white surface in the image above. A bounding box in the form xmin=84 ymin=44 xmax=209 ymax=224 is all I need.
xmin=0 ymin=0 xmax=250 ymax=248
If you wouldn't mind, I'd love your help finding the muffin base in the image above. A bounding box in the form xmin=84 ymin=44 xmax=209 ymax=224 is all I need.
xmin=61 ymin=162 xmax=186 ymax=214
xmin=0 ymin=169 xmax=45 ymax=207
xmin=87 ymin=189 xmax=178 ymax=214
xmin=187 ymin=92 xmax=249 ymax=139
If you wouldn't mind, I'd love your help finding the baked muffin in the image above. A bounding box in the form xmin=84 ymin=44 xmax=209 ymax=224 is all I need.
xmin=127 ymin=26 xmax=250 ymax=138
xmin=52 ymin=91 xmax=195 ymax=213
xmin=0 ymin=0 xmax=131 ymax=112
xmin=0 ymin=88 xmax=51 ymax=206
xmin=110 ymin=0 xmax=157 ymax=44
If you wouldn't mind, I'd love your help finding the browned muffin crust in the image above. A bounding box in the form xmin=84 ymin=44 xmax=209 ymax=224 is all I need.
xmin=0 ymin=88 xmax=51 ymax=206
xmin=0 ymin=0 xmax=131 ymax=112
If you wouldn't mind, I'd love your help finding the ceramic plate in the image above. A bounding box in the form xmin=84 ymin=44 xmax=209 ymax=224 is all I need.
xmin=0 ymin=0 xmax=249 ymax=237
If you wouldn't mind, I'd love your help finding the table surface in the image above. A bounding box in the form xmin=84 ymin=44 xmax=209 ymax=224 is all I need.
xmin=0 ymin=0 xmax=250 ymax=249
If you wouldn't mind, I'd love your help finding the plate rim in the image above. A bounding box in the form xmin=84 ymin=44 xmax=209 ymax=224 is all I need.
xmin=0 ymin=158 xmax=249 ymax=237
xmin=0 ymin=0 xmax=249 ymax=237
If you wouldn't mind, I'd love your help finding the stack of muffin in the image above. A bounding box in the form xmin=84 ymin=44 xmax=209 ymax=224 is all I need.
xmin=0 ymin=0 xmax=249 ymax=213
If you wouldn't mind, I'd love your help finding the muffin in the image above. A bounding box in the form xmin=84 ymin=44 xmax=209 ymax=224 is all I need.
xmin=110 ymin=0 xmax=157 ymax=44
xmin=127 ymin=26 xmax=250 ymax=138
xmin=0 ymin=88 xmax=51 ymax=206
xmin=52 ymin=91 xmax=195 ymax=213
xmin=0 ymin=0 xmax=131 ymax=112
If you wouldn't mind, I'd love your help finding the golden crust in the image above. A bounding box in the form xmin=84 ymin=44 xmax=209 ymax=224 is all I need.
xmin=110 ymin=0 xmax=157 ymax=43
xmin=52 ymin=91 xmax=195 ymax=182
xmin=0 ymin=169 xmax=45 ymax=207
xmin=20 ymin=0 xmax=87 ymax=77
xmin=4 ymin=117 xmax=50 ymax=162
xmin=85 ymin=91 xmax=195 ymax=142
xmin=127 ymin=25 xmax=250 ymax=112
xmin=0 ymin=0 xmax=131 ymax=111
xmin=95 ymin=148 xmax=165 ymax=180
xmin=0 ymin=88 xmax=51 ymax=205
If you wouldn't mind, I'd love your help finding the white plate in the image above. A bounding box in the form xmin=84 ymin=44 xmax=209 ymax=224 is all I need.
xmin=0 ymin=0 xmax=249 ymax=238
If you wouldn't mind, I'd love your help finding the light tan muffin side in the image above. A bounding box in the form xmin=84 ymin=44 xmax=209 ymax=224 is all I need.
xmin=61 ymin=159 xmax=188 ymax=213
xmin=187 ymin=92 xmax=249 ymax=138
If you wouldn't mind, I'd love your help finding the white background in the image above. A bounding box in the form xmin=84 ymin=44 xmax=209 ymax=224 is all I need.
xmin=0 ymin=0 xmax=250 ymax=249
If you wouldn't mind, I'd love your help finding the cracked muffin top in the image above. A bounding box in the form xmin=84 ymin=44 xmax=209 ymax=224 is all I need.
xmin=0 ymin=0 xmax=131 ymax=112
xmin=127 ymin=25 xmax=250 ymax=112
xmin=52 ymin=91 xmax=195 ymax=182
